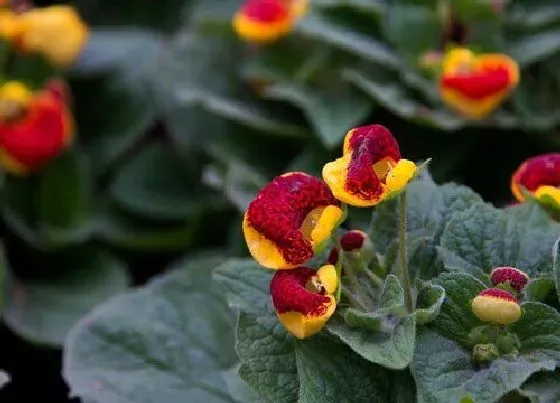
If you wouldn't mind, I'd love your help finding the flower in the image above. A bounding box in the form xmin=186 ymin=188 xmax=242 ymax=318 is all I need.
xmin=471 ymin=288 xmax=521 ymax=325
xmin=327 ymin=247 xmax=339 ymax=266
xmin=490 ymin=267 xmax=529 ymax=293
xmin=0 ymin=9 xmax=19 ymax=41
xmin=511 ymin=153 xmax=560 ymax=207
xmin=439 ymin=48 xmax=519 ymax=119
xmin=233 ymin=0 xmax=308 ymax=43
xmin=0 ymin=80 xmax=73 ymax=175
xmin=322 ymin=125 xmax=417 ymax=207
xmin=243 ymin=172 xmax=343 ymax=270
xmin=270 ymin=265 xmax=338 ymax=338
xmin=7 ymin=6 xmax=89 ymax=67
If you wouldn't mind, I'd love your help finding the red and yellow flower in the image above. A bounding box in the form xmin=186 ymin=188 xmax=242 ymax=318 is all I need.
xmin=511 ymin=153 xmax=560 ymax=208
xmin=0 ymin=80 xmax=73 ymax=175
xmin=471 ymin=288 xmax=521 ymax=326
xmin=243 ymin=172 xmax=344 ymax=270
xmin=270 ymin=264 xmax=338 ymax=338
xmin=233 ymin=0 xmax=309 ymax=43
xmin=322 ymin=125 xmax=417 ymax=207
xmin=2 ymin=5 xmax=88 ymax=67
xmin=439 ymin=48 xmax=519 ymax=119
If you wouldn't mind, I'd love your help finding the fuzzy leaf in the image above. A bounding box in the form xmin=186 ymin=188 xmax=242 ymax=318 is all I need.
xmin=519 ymin=371 xmax=560 ymax=403
xmin=415 ymin=281 xmax=445 ymax=324
xmin=412 ymin=329 xmax=557 ymax=403
xmin=63 ymin=255 xmax=239 ymax=403
xmin=554 ymin=235 xmax=560 ymax=304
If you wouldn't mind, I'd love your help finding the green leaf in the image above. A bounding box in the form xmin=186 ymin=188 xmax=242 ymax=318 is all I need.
xmin=415 ymin=281 xmax=445 ymax=324
xmin=63 ymin=255 xmax=238 ymax=402
xmin=519 ymin=371 xmax=560 ymax=403
xmin=411 ymin=328 xmax=557 ymax=403
xmin=554 ymin=235 xmax=560 ymax=304
xmin=379 ymin=274 xmax=405 ymax=309
xmin=440 ymin=202 xmax=560 ymax=278
xmin=525 ymin=278 xmax=556 ymax=303
xmin=236 ymin=312 xmax=298 ymax=403
xmin=110 ymin=143 xmax=208 ymax=221
xmin=431 ymin=273 xmax=486 ymax=346
xmin=4 ymin=248 xmax=130 ymax=347
xmin=213 ymin=259 xmax=272 ymax=315
xmin=508 ymin=28 xmax=560 ymax=67
xmin=264 ymin=81 xmax=373 ymax=147
xmin=297 ymin=13 xmax=400 ymax=69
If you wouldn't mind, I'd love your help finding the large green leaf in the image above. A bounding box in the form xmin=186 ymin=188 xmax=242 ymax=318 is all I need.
xmin=440 ymin=202 xmax=560 ymax=278
xmin=63 ymin=255 xmax=241 ymax=403
xmin=4 ymin=248 xmax=130 ymax=347
xmin=411 ymin=328 xmax=557 ymax=403
xmin=110 ymin=143 xmax=211 ymax=221
xmin=519 ymin=371 xmax=560 ymax=403
xmin=553 ymin=235 xmax=560 ymax=304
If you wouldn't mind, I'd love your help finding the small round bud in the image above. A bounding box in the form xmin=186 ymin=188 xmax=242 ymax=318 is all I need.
xmin=471 ymin=288 xmax=521 ymax=326
xmin=490 ymin=266 xmax=529 ymax=292
xmin=472 ymin=343 xmax=499 ymax=363
xmin=340 ymin=230 xmax=367 ymax=252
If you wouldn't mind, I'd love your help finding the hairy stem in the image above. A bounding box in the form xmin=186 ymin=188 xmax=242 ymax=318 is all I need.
xmin=341 ymin=286 xmax=367 ymax=311
xmin=398 ymin=190 xmax=414 ymax=313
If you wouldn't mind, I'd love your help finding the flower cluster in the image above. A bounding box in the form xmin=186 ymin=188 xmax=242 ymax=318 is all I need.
xmin=511 ymin=153 xmax=560 ymax=210
xmin=243 ymin=125 xmax=417 ymax=338
xmin=0 ymin=80 xmax=74 ymax=175
xmin=439 ymin=48 xmax=519 ymax=119
xmin=233 ymin=0 xmax=308 ymax=43
xmin=0 ymin=4 xmax=88 ymax=67
xmin=471 ymin=267 xmax=528 ymax=326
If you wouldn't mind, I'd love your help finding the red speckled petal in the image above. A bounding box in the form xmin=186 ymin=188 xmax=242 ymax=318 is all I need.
xmin=240 ymin=0 xmax=290 ymax=22
xmin=478 ymin=288 xmax=518 ymax=302
xmin=442 ymin=67 xmax=511 ymax=100
xmin=512 ymin=153 xmax=560 ymax=193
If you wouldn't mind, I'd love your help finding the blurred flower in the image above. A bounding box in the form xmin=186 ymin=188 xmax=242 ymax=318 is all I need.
xmin=327 ymin=247 xmax=339 ymax=266
xmin=439 ymin=48 xmax=519 ymax=119
xmin=511 ymin=153 xmax=560 ymax=208
xmin=471 ymin=288 xmax=521 ymax=326
xmin=7 ymin=6 xmax=89 ymax=67
xmin=418 ymin=51 xmax=443 ymax=72
xmin=490 ymin=266 xmax=529 ymax=293
xmin=322 ymin=125 xmax=417 ymax=207
xmin=233 ymin=0 xmax=308 ymax=43
xmin=0 ymin=80 xmax=73 ymax=175
xmin=0 ymin=9 xmax=19 ymax=41
xmin=270 ymin=265 xmax=338 ymax=338
xmin=243 ymin=172 xmax=343 ymax=270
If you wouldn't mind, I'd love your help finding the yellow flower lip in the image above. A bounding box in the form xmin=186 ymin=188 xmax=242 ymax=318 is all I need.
xmin=243 ymin=172 xmax=343 ymax=270
xmin=233 ymin=0 xmax=308 ymax=43
xmin=471 ymin=288 xmax=521 ymax=325
xmin=271 ymin=265 xmax=338 ymax=339
xmin=439 ymin=47 xmax=519 ymax=119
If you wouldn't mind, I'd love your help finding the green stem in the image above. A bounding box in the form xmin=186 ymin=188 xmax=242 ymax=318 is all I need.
xmin=357 ymin=260 xmax=383 ymax=287
xmin=341 ymin=286 xmax=367 ymax=311
xmin=398 ymin=190 xmax=414 ymax=313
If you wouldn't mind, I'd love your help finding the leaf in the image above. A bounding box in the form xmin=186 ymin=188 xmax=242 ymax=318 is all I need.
xmin=110 ymin=143 xmax=209 ymax=221
xmin=63 ymin=255 xmax=238 ymax=403
xmin=431 ymin=273 xmax=486 ymax=346
xmin=4 ymin=248 xmax=130 ymax=347
xmin=508 ymin=28 xmax=560 ymax=67
xmin=440 ymin=202 xmax=560 ymax=278
xmin=213 ymin=259 xmax=272 ymax=316
xmin=379 ymin=274 xmax=405 ymax=310
xmin=524 ymin=278 xmax=556 ymax=303
xmin=415 ymin=281 xmax=445 ymax=324
xmin=519 ymin=370 xmax=560 ymax=403
xmin=411 ymin=328 xmax=557 ymax=403
xmin=297 ymin=13 xmax=400 ymax=69
xmin=236 ymin=312 xmax=299 ymax=403
xmin=554 ymin=235 xmax=560 ymax=304
xmin=264 ymin=81 xmax=373 ymax=147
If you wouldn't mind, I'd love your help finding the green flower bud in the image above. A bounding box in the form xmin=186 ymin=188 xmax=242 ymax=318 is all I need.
xmin=472 ymin=343 xmax=499 ymax=363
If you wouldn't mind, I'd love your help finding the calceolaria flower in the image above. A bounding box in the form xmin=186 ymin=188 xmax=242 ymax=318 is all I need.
xmin=243 ymin=172 xmax=343 ymax=270
xmin=5 ymin=6 xmax=89 ymax=67
xmin=439 ymin=48 xmax=519 ymax=119
xmin=270 ymin=265 xmax=338 ymax=338
xmin=511 ymin=153 xmax=560 ymax=208
xmin=490 ymin=266 xmax=529 ymax=293
xmin=233 ymin=0 xmax=309 ymax=44
xmin=471 ymin=288 xmax=521 ymax=326
xmin=322 ymin=125 xmax=417 ymax=207
xmin=0 ymin=80 xmax=73 ymax=175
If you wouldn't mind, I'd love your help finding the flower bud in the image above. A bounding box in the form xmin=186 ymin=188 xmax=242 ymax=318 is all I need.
xmin=471 ymin=288 xmax=521 ymax=325
xmin=472 ymin=343 xmax=499 ymax=363
xmin=490 ymin=266 xmax=529 ymax=293
xmin=467 ymin=324 xmax=499 ymax=346
xmin=340 ymin=230 xmax=374 ymax=264
xmin=496 ymin=333 xmax=520 ymax=355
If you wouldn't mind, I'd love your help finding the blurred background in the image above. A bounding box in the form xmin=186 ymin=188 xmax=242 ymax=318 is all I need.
xmin=0 ymin=0 xmax=558 ymax=401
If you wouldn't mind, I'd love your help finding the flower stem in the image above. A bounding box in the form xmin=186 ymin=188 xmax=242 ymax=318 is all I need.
xmin=398 ymin=189 xmax=414 ymax=313
xmin=357 ymin=260 xmax=383 ymax=288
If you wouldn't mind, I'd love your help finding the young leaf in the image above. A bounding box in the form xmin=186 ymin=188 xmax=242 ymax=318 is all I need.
xmin=415 ymin=281 xmax=445 ymax=325
xmin=63 ymin=255 xmax=239 ymax=403
xmin=412 ymin=328 xmax=557 ymax=403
